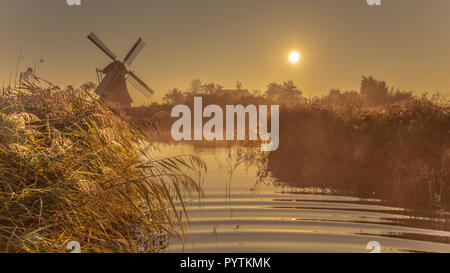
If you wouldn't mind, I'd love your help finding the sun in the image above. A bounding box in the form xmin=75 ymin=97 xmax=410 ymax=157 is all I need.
xmin=289 ymin=51 xmax=300 ymax=63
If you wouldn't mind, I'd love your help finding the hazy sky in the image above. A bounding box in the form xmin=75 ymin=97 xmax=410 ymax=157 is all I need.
xmin=1 ymin=0 xmax=450 ymax=105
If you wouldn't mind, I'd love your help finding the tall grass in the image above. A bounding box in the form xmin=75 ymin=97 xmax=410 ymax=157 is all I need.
xmin=0 ymin=80 xmax=205 ymax=252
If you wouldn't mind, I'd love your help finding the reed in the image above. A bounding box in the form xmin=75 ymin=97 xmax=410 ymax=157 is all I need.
xmin=0 ymin=80 xmax=205 ymax=253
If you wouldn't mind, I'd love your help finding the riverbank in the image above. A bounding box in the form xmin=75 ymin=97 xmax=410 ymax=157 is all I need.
xmin=0 ymin=83 xmax=204 ymax=252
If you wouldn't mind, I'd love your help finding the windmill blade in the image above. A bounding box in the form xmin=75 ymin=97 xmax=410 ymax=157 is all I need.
xmin=124 ymin=38 xmax=146 ymax=66
xmin=87 ymin=32 xmax=117 ymax=61
xmin=127 ymin=71 xmax=154 ymax=99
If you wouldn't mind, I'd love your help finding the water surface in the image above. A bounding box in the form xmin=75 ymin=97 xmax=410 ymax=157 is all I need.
xmin=151 ymin=144 xmax=450 ymax=253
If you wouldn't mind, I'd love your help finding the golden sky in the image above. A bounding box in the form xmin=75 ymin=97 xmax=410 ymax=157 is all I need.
xmin=1 ymin=0 xmax=450 ymax=105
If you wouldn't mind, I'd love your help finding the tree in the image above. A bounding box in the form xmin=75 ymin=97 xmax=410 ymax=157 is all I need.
xmin=163 ymin=88 xmax=186 ymax=104
xmin=187 ymin=79 xmax=223 ymax=95
xmin=360 ymin=76 xmax=389 ymax=105
xmin=265 ymin=81 xmax=303 ymax=104
xmin=236 ymin=81 xmax=243 ymax=90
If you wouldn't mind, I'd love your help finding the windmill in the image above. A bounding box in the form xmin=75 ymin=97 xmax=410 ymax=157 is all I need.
xmin=87 ymin=32 xmax=154 ymax=108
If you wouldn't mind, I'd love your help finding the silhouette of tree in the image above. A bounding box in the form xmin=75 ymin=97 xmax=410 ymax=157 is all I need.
xmin=360 ymin=76 xmax=389 ymax=105
xmin=163 ymin=88 xmax=186 ymax=104
xmin=236 ymin=81 xmax=243 ymax=90
xmin=265 ymin=81 xmax=303 ymax=104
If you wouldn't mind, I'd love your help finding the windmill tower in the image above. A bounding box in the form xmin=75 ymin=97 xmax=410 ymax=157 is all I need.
xmin=87 ymin=32 xmax=154 ymax=108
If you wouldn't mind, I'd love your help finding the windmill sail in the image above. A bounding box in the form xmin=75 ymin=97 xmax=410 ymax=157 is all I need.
xmin=87 ymin=32 xmax=155 ymax=106
xmin=87 ymin=32 xmax=118 ymax=61
xmin=124 ymin=38 xmax=146 ymax=66
xmin=127 ymin=71 xmax=154 ymax=99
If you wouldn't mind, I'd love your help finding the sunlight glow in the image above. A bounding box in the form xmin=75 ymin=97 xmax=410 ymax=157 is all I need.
xmin=289 ymin=51 xmax=300 ymax=63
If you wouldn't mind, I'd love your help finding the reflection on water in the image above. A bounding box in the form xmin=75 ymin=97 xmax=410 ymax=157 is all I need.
xmin=149 ymin=144 xmax=450 ymax=253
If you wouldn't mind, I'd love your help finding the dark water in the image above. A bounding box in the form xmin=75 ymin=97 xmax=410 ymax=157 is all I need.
xmin=151 ymin=144 xmax=450 ymax=253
